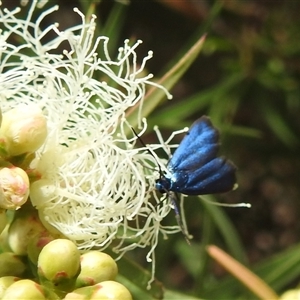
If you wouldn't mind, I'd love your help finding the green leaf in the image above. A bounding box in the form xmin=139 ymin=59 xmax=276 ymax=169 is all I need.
xmin=202 ymin=242 xmax=300 ymax=298
xmin=199 ymin=195 xmax=249 ymax=265
xmin=126 ymin=35 xmax=207 ymax=129
xmin=101 ymin=2 xmax=128 ymax=56
xmin=164 ymin=289 xmax=205 ymax=300
xmin=115 ymin=255 xmax=164 ymax=300
xmin=147 ymin=72 xmax=245 ymax=129
xmin=255 ymin=242 xmax=300 ymax=292
xmin=260 ymin=102 xmax=299 ymax=147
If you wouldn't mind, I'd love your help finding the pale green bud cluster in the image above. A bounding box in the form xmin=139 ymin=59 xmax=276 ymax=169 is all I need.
xmin=0 ymin=104 xmax=47 ymax=211
xmin=0 ymin=238 xmax=132 ymax=300
xmin=0 ymin=189 xmax=131 ymax=299
xmin=0 ymin=104 xmax=53 ymax=299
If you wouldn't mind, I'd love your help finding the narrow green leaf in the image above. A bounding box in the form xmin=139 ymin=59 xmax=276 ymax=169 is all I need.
xmin=78 ymin=0 xmax=100 ymax=21
xmin=101 ymin=2 xmax=128 ymax=55
xmin=126 ymin=35 xmax=207 ymax=129
xmin=227 ymin=125 xmax=262 ymax=139
xmin=147 ymin=72 xmax=245 ymax=129
xmin=202 ymin=243 xmax=300 ymax=298
xmin=115 ymin=255 xmax=164 ymax=299
xmin=254 ymin=242 xmax=300 ymax=291
xmin=199 ymin=195 xmax=249 ymax=265
xmin=164 ymin=289 xmax=204 ymax=300
xmin=260 ymin=102 xmax=299 ymax=147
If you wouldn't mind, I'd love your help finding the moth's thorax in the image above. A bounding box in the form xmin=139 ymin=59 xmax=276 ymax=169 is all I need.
xmin=155 ymin=170 xmax=189 ymax=194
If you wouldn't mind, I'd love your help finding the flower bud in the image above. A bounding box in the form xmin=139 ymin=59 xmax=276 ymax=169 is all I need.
xmin=0 ymin=222 xmax=10 ymax=252
xmin=0 ymin=276 xmax=20 ymax=298
xmin=65 ymin=281 xmax=132 ymax=300
xmin=37 ymin=209 xmax=66 ymax=237
xmin=30 ymin=179 xmax=57 ymax=209
xmin=280 ymin=289 xmax=300 ymax=299
xmin=0 ymin=208 xmax=7 ymax=234
xmin=27 ymin=231 xmax=55 ymax=265
xmin=38 ymin=239 xmax=81 ymax=292
xmin=76 ymin=251 xmax=118 ymax=288
xmin=1 ymin=279 xmax=46 ymax=300
xmin=8 ymin=208 xmax=47 ymax=255
xmin=0 ymin=167 xmax=29 ymax=210
xmin=0 ymin=106 xmax=2 ymax=128
xmin=0 ymin=252 xmax=26 ymax=277
xmin=0 ymin=104 xmax=47 ymax=156
xmin=63 ymin=291 xmax=86 ymax=300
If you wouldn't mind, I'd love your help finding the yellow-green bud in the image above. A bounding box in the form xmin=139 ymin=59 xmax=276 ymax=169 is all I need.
xmin=76 ymin=251 xmax=118 ymax=288
xmin=0 ymin=276 xmax=20 ymax=298
xmin=0 ymin=252 xmax=26 ymax=277
xmin=8 ymin=209 xmax=46 ymax=255
xmin=1 ymin=279 xmax=46 ymax=300
xmin=30 ymin=179 xmax=57 ymax=209
xmin=1 ymin=278 xmax=60 ymax=300
xmin=0 ymin=167 xmax=29 ymax=210
xmin=280 ymin=289 xmax=300 ymax=299
xmin=65 ymin=281 xmax=132 ymax=300
xmin=37 ymin=208 xmax=65 ymax=237
xmin=64 ymin=290 xmax=87 ymax=300
xmin=0 ymin=104 xmax=47 ymax=156
xmin=0 ymin=106 xmax=2 ymax=128
xmin=38 ymin=239 xmax=81 ymax=292
xmin=27 ymin=232 xmax=54 ymax=265
xmin=0 ymin=222 xmax=10 ymax=252
xmin=0 ymin=208 xmax=7 ymax=234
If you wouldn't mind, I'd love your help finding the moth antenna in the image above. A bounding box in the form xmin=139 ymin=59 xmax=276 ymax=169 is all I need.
xmin=131 ymin=127 xmax=164 ymax=177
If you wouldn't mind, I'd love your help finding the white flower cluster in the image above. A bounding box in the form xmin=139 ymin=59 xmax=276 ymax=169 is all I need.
xmin=0 ymin=1 xmax=182 ymax=284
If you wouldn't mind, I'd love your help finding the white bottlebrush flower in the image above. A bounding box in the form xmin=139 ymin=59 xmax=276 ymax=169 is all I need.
xmin=0 ymin=1 xmax=183 ymax=284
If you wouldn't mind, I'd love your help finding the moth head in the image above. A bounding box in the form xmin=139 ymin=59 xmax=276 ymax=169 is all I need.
xmin=155 ymin=176 xmax=171 ymax=194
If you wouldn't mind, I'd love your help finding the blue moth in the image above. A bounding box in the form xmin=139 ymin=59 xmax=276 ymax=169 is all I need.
xmin=155 ymin=116 xmax=237 ymax=196
xmin=154 ymin=116 xmax=237 ymax=242
xmin=133 ymin=116 xmax=238 ymax=242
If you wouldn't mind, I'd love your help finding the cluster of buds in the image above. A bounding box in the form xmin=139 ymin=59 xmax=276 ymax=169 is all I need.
xmin=0 ymin=238 xmax=131 ymax=299
xmin=0 ymin=104 xmax=50 ymax=270
xmin=0 ymin=105 xmax=47 ymax=211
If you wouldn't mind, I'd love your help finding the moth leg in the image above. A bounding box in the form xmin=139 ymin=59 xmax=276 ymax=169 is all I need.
xmin=169 ymin=192 xmax=191 ymax=245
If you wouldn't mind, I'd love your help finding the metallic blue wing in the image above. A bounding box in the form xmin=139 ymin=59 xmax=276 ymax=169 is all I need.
xmin=155 ymin=116 xmax=237 ymax=195
xmin=168 ymin=157 xmax=236 ymax=195
xmin=168 ymin=116 xmax=219 ymax=170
